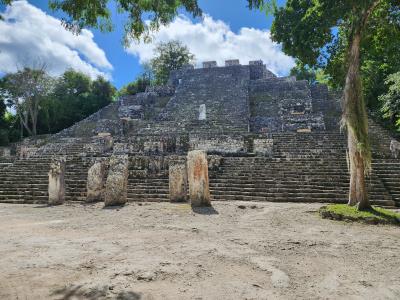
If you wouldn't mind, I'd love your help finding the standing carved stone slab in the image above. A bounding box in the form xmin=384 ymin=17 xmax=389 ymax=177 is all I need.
xmin=86 ymin=158 xmax=109 ymax=203
xmin=187 ymin=150 xmax=210 ymax=207
xmin=169 ymin=162 xmax=188 ymax=202
xmin=48 ymin=157 xmax=66 ymax=206
xmin=104 ymin=155 xmax=129 ymax=206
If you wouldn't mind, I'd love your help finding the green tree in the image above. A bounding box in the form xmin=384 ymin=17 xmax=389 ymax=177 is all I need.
xmin=325 ymin=6 xmax=400 ymax=112
xmin=87 ymin=76 xmax=117 ymax=112
xmin=118 ymin=67 xmax=153 ymax=96
xmin=249 ymin=0 xmax=400 ymax=210
xmin=290 ymin=60 xmax=317 ymax=85
xmin=41 ymin=69 xmax=116 ymax=133
xmin=290 ymin=59 xmax=331 ymax=86
xmin=1 ymin=0 xmax=201 ymax=43
xmin=0 ymin=81 xmax=9 ymax=145
xmin=149 ymin=40 xmax=195 ymax=85
xmin=379 ymin=72 xmax=400 ymax=129
xmin=0 ymin=67 xmax=54 ymax=136
xmin=119 ymin=77 xmax=151 ymax=96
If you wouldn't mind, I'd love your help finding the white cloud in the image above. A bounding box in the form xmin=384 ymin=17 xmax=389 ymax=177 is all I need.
xmin=127 ymin=15 xmax=295 ymax=76
xmin=0 ymin=1 xmax=112 ymax=79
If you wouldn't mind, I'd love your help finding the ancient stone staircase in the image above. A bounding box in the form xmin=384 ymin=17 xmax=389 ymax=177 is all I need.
xmin=1 ymin=130 xmax=399 ymax=207
xmin=159 ymin=66 xmax=250 ymax=134
xmin=0 ymin=158 xmax=50 ymax=204
xmin=126 ymin=156 xmax=170 ymax=202
xmin=209 ymin=157 xmax=396 ymax=207
xmin=0 ymin=138 xmax=95 ymax=204
xmin=372 ymin=159 xmax=400 ymax=206
xmin=127 ymin=177 xmax=169 ymax=202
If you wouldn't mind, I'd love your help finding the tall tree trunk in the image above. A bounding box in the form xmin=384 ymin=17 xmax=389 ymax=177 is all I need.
xmin=343 ymin=28 xmax=371 ymax=210
xmin=17 ymin=108 xmax=32 ymax=137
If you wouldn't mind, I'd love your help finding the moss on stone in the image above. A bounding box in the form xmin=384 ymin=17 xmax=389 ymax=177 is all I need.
xmin=319 ymin=204 xmax=400 ymax=225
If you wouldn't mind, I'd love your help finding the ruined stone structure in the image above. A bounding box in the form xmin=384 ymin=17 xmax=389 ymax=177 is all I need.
xmin=0 ymin=60 xmax=399 ymax=207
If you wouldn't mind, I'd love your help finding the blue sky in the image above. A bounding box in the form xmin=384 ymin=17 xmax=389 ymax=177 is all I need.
xmin=0 ymin=0 xmax=291 ymax=89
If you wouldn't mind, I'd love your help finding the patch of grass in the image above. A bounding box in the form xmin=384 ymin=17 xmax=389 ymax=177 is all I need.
xmin=319 ymin=204 xmax=400 ymax=225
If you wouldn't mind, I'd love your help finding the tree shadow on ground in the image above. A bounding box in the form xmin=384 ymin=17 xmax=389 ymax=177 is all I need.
xmin=191 ymin=206 xmax=219 ymax=215
xmin=51 ymin=285 xmax=141 ymax=300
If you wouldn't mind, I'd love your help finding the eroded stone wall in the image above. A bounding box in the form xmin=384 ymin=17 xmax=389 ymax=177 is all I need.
xmin=189 ymin=134 xmax=247 ymax=154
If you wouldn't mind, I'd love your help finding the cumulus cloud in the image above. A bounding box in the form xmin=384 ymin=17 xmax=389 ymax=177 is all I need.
xmin=0 ymin=1 xmax=112 ymax=79
xmin=127 ymin=15 xmax=295 ymax=76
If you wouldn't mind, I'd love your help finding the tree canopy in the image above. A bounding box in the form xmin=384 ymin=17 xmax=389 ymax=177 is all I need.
xmin=0 ymin=67 xmax=54 ymax=137
xmin=149 ymin=40 xmax=195 ymax=85
xmin=0 ymin=68 xmax=116 ymax=143
xmin=118 ymin=66 xmax=153 ymax=97
xmin=39 ymin=70 xmax=116 ymax=134
xmin=1 ymin=0 xmax=202 ymax=43
xmin=290 ymin=59 xmax=330 ymax=86
xmin=380 ymin=72 xmax=400 ymax=128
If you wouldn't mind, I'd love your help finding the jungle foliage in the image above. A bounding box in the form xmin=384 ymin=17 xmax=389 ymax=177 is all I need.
xmin=0 ymin=69 xmax=116 ymax=144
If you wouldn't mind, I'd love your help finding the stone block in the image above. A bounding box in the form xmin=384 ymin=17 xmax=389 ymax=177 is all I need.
xmin=104 ymin=155 xmax=129 ymax=206
xmin=18 ymin=145 xmax=38 ymax=159
xmin=225 ymin=59 xmax=240 ymax=66
xmin=169 ymin=162 xmax=188 ymax=202
xmin=86 ymin=158 xmax=108 ymax=203
xmin=187 ymin=150 xmax=210 ymax=207
xmin=253 ymin=138 xmax=274 ymax=156
xmin=0 ymin=147 xmax=10 ymax=157
xmin=297 ymin=128 xmax=312 ymax=133
xmin=249 ymin=60 xmax=263 ymax=66
xmin=189 ymin=134 xmax=246 ymax=154
xmin=48 ymin=157 xmax=66 ymax=205
xmin=202 ymin=61 xmax=217 ymax=68
xmin=199 ymin=104 xmax=206 ymax=121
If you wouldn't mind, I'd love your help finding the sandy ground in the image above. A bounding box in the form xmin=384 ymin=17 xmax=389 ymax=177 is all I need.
xmin=0 ymin=201 xmax=399 ymax=300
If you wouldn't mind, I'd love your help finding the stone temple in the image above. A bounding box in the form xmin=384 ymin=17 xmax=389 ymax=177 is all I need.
xmin=0 ymin=60 xmax=399 ymax=207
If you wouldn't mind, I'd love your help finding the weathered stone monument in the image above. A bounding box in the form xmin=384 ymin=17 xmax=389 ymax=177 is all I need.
xmin=48 ymin=157 xmax=66 ymax=205
xmin=86 ymin=158 xmax=108 ymax=203
xmin=169 ymin=161 xmax=188 ymax=202
xmin=199 ymin=104 xmax=206 ymax=121
xmin=187 ymin=150 xmax=210 ymax=207
xmin=104 ymin=155 xmax=129 ymax=206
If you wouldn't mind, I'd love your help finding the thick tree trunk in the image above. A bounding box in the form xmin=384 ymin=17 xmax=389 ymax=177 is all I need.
xmin=343 ymin=28 xmax=371 ymax=210
xmin=347 ymin=130 xmax=358 ymax=205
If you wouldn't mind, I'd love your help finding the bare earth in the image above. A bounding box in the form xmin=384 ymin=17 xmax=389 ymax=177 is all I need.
xmin=0 ymin=202 xmax=399 ymax=300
